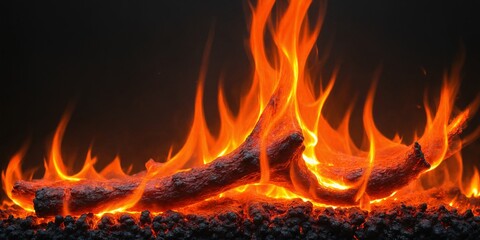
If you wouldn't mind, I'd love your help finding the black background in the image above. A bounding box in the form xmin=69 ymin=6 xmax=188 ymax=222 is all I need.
xmin=1 ymin=0 xmax=479 ymax=200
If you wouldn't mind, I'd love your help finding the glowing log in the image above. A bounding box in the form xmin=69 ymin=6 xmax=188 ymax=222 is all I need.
xmin=14 ymin=139 xmax=441 ymax=217
xmin=29 ymin=132 xmax=303 ymax=217
xmin=11 ymin=89 xmax=468 ymax=217
xmin=14 ymin=93 xmax=305 ymax=217
xmin=13 ymin=137 xmax=458 ymax=217
xmin=289 ymin=115 xmax=467 ymax=205
xmin=284 ymin=112 xmax=468 ymax=205
xmin=284 ymin=142 xmax=429 ymax=205
xmin=12 ymin=99 xmax=469 ymax=217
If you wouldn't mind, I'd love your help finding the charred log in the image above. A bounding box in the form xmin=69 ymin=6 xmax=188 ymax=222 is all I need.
xmin=12 ymin=89 xmax=468 ymax=217
xmin=283 ymin=142 xmax=430 ymax=205
xmin=14 ymin=91 xmax=305 ymax=217
xmin=33 ymin=132 xmax=303 ymax=217
xmin=28 ymin=133 xmax=302 ymax=216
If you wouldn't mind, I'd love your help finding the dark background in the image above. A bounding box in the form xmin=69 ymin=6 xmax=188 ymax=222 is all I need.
xmin=1 ymin=0 xmax=479 ymax=199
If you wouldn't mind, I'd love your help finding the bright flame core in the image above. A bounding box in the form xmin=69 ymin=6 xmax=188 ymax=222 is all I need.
xmin=2 ymin=0 xmax=479 ymax=215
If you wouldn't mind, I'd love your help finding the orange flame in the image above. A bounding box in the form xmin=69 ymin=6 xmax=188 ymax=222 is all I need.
xmin=466 ymin=167 xmax=480 ymax=198
xmin=1 ymin=145 xmax=35 ymax=212
xmin=1 ymin=0 xmax=479 ymax=216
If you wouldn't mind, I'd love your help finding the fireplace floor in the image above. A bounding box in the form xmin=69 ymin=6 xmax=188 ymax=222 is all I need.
xmin=1 ymin=189 xmax=480 ymax=240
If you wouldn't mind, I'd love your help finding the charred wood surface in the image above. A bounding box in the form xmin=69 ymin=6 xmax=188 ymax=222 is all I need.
xmin=24 ymin=132 xmax=303 ymax=217
xmin=285 ymin=142 xmax=430 ymax=205
xmin=15 ymin=92 xmax=305 ymax=217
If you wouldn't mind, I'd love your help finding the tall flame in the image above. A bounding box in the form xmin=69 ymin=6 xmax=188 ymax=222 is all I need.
xmin=1 ymin=145 xmax=35 ymax=212
xmin=2 ymin=0 xmax=479 ymax=215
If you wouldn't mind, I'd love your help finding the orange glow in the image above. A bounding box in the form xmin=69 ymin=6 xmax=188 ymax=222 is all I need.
xmin=465 ymin=167 xmax=480 ymax=198
xmin=1 ymin=0 xmax=479 ymax=216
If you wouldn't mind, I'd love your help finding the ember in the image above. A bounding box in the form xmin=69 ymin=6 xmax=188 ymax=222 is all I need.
xmin=1 ymin=0 xmax=479 ymax=239
xmin=2 ymin=197 xmax=480 ymax=239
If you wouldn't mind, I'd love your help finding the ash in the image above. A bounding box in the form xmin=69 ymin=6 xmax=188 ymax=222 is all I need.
xmin=1 ymin=200 xmax=480 ymax=240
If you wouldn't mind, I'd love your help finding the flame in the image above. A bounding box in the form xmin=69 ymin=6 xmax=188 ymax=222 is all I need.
xmin=465 ymin=167 xmax=480 ymax=198
xmin=1 ymin=146 xmax=35 ymax=212
xmin=2 ymin=0 xmax=479 ymax=216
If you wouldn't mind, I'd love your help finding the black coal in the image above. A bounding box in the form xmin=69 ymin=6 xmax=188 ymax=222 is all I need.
xmin=1 ymin=200 xmax=480 ymax=240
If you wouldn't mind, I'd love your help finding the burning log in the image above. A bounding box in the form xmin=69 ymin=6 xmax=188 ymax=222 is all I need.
xmin=13 ymin=141 xmax=429 ymax=217
xmin=28 ymin=131 xmax=303 ymax=217
xmin=14 ymin=92 xmax=306 ymax=217
xmin=285 ymin=113 xmax=469 ymax=205
xmin=286 ymin=142 xmax=430 ymax=205
xmin=12 ymin=85 xmax=467 ymax=216
xmin=5 ymin=0 xmax=474 ymax=219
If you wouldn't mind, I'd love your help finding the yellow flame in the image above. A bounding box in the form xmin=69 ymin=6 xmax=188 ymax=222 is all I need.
xmin=466 ymin=167 xmax=480 ymax=198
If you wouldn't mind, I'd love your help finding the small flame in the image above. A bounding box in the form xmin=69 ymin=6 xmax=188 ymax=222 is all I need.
xmin=466 ymin=167 xmax=480 ymax=198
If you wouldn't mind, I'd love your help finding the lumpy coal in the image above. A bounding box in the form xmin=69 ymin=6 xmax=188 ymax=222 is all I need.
xmin=1 ymin=202 xmax=480 ymax=239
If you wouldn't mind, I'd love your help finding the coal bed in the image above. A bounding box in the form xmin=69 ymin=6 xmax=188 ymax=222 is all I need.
xmin=1 ymin=199 xmax=480 ymax=240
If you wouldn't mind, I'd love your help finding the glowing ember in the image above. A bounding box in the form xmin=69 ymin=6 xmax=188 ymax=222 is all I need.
xmin=2 ymin=0 xmax=479 ymax=217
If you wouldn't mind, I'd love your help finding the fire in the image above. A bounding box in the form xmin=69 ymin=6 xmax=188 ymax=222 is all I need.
xmin=1 ymin=145 xmax=35 ymax=212
xmin=2 ymin=0 xmax=479 ymax=216
xmin=466 ymin=168 xmax=480 ymax=198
